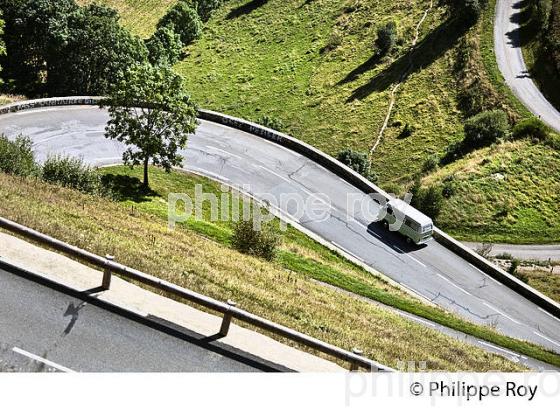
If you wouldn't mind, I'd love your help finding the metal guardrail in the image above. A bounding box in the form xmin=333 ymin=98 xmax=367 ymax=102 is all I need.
xmin=0 ymin=216 xmax=392 ymax=372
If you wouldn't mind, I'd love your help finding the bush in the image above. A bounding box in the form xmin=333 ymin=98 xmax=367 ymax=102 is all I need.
xmin=232 ymin=217 xmax=281 ymax=261
xmin=191 ymin=0 xmax=223 ymax=22
xmin=376 ymin=21 xmax=397 ymax=55
xmin=508 ymin=258 xmax=521 ymax=277
xmin=337 ymin=149 xmax=378 ymax=182
xmin=0 ymin=135 xmax=37 ymax=176
xmin=544 ymin=133 xmax=560 ymax=150
xmin=410 ymin=178 xmax=444 ymax=221
xmin=398 ymin=123 xmax=415 ymax=139
xmin=441 ymin=175 xmax=456 ymax=198
xmin=0 ymin=135 xmax=39 ymax=177
xmin=463 ymin=110 xmax=509 ymax=149
xmin=448 ymin=0 xmax=487 ymax=25
xmin=422 ymin=154 xmax=439 ymax=173
xmin=255 ymin=115 xmax=285 ymax=132
xmin=512 ymin=117 xmax=549 ymax=141
xmin=146 ymin=26 xmax=183 ymax=66
xmin=41 ymin=155 xmax=102 ymax=194
xmin=463 ymin=0 xmax=483 ymax=24
xmin=158 ymin=2 xmax=202 ymax=45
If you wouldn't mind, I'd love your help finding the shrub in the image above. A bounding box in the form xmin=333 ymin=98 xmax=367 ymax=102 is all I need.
xmin=422 ymin=154 xmax=439 ymax=173
xmin=0 ymin=135 xmax=39 ymax=177
xmin=41 ymin=155 xmax=102 ymax=194
xmin=463 ymin=0 xmax=483 ymax=24
xmin=398 ymin=123 xmax=415 ymax=139
xmin=508 ymin=258 xmax=521 ymax=277
xmin=158 ymin=2 xmax=202 ymax=45
xmin=441 ymin=175 xmax=456 ymax=198
xmin=191 ymin=0 xmax=223 ymax=22
xmin=410 ymin=178 xmax=444 ymax=221
xmin=255 ymin=115 xmax=285 ymax=132
xmin=463 ymin=110 xmax=509 ymax=149
xmin=376 ymin=21 xmax=397 ymax=55
xmin=449 ymin=0 xmax=487 ymax=25
xmin=544 ymin=133 xmax=560 ymax=150
xmin=146 ymin=26 xmax=183 ymax=65
xmin=337 ymin=149 xmax=378 ymax=182
xmin=512 ymin=117 xmax=549 ymax=141
xmin=232 ymin=217 xmax=281 ymax=261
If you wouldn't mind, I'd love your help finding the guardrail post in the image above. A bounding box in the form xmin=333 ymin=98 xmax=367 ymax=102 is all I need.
xmin=219 ymin=300 xmax=237 ymax=337
xmin=350 ymin=348 xmax=363 ymax=372
xmin=102 ymin=255 xmax=114 ymax=290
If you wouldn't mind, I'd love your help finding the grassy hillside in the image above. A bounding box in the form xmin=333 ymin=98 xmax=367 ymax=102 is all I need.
xmin=72 ymin=0 xmax=560 ymax=244
xmin=0 ymin=167 xmax=538 ymax=371
xmin=425 ymin=140 xmax=560 ymax=243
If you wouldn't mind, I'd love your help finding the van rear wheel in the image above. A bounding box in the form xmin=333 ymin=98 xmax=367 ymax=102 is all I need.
xmin=406 ymin=237 xmax=412 ymax=244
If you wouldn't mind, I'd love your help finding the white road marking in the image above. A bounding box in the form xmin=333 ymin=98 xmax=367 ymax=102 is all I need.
xmin=398 ymin=312 xmax=436 ymax=327
xmin=538 ymin=307 xmax=560 ymax=323
xmin=331 ymin=241 xmax=365 ymax=263
xmin=206 ymin=145 xmax=242 ymax=160
xmin=478 ymin=341 xmax=520 ymax=357
xmin=483 ymin=302 xmax=521 ymax=325
xmin=394 ymin=246 xmax=427 ymax=268
xmin=533 ymin=332 xmax=560 ymax=348
xmin=187 ymin=167 xmax=230 ymax=183
xmin=258 ymin=165 xmax=292 ymax=184
xmin=12 ymin=347 xmax=76 ymax=373
xmin=436 ymin=274 xmax=472 ymax=296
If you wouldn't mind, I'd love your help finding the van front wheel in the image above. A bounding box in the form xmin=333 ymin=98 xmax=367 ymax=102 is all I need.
xmin=383 ymin=221 xmax=389 ymax=230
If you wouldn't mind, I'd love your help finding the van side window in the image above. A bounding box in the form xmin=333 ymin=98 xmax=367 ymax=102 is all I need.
xmin=404 ymin=217 xmax=420 ymax=231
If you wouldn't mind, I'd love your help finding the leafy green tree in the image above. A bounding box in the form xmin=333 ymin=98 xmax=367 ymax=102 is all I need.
xmin=101 ymin=64 xmax=198 ymax=188
xmin=463 ymin=109 xmax=509 ymax=148
xmin=157 ymin=2 xmax=202 ymax=45
xmin=48 ymin=4 xmax=148 ymax=96
xmin=0 ymin=0 xmax=77 ymax=94
xmin=376 ymin=21 xmax=397 ymax=55
xmin=146 ymin=26 xmax=184 ymax=66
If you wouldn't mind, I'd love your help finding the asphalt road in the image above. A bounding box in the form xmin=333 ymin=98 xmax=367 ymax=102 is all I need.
xmin=465 ymin=242 xmax=560 ymax=262
xmin=0 ymin=106 xmax=559 ymax=355
xmin=495 ymin=0 xmax=560 ymax=133
xmin=0 ymin=265 xmax=275 ymax=372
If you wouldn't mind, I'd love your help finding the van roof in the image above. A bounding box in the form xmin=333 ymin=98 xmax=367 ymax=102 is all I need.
xmin=388 ymin=198 xmax=433 ymax=226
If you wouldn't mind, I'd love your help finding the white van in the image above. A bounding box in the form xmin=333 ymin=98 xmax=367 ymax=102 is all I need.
xmin=382 ymin=199 xmax=433 ymax=245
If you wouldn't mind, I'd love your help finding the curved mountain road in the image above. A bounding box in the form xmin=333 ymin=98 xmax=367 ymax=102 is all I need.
xmin=0 ymin=106 xmax=559 ymax=355
xmin=495 ymin=0 xmax=560 ymax=132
